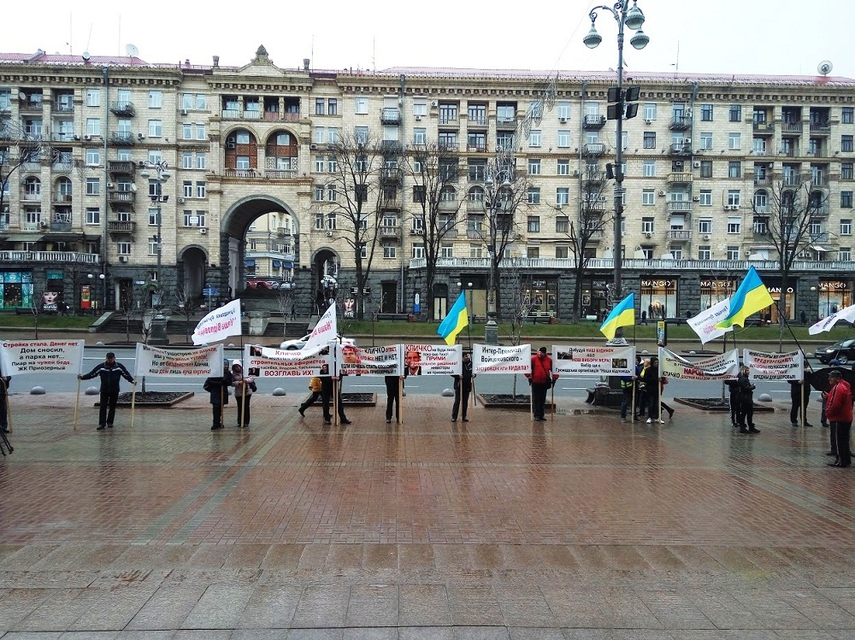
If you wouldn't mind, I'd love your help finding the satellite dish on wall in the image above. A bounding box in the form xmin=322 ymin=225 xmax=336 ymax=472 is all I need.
xmin=81 ymin=51 xmax=91 ymax=62
xmin=126 ymin=44 xmax=139 ymax=58
xmin=817 ymin=60 xmax=833 ymax=76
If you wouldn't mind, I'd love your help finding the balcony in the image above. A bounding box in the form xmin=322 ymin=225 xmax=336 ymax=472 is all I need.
xmin=110 ymin=132 xmax=137 ymax=146
xmin=264 ymin=169 xmax=298 ymax=179
xmin=109 ymin=161 xmax=136 ymax=175
xmin=467 ymin=115 xmax=488 ymax=127
xmin=586 ymin=229 xmax=605 ymax=242
xmin=52 ymin=101 xmax=74 ymax=114
xmin=49 ymin=132 xmax=77 ymax=142
xmin=379 ymin=225 xmax=399 ymax=238
xmin=753 ymin=121 xmax=774 ymax=133
xmin=583 ymin=169 xmax=604 ymax=184
xmin=667 ymin=201 xmax=693 ymax=213
xmin=438 ymin=199 xmax=459 ymax=211
xmin=379 ymin=140 xmax=403 ymax=154
xmin=107 ymin=220 xmax=136 ymax=235
xmin=667 ymin=172 xmax=693 ymax=184
xmin=19 ymin=99 xmax=43 ymax=114
xmin=110 ymin=102 xmax=136 ymax=116
xmin=668 ymin=142 xmax=692 ymax=156
xmin=781 ymin=121 xmax=803 ymax=133
xmin=20 ymin=191 xmax=41 ymax=203
xmin=381 ymin=168 xmax=403 ymax=183
xmin=467 ymin=142 xmax=487 ymax=153
xmin=583 ymin=143 xmax=607 ymax=157
xmin=754 ymin=177 xmax=773 ymax=187
xmin=242 ymin=108 xmax=262 ymax=120
xmin=109 ymin=191 xmax=136 ymax=205
xmin=667 ymin=229 xmax=692 ymax=242
xmin=381 ymin=107 xmax=400 ymax=125
xmin=50 ymin=221 xmax=72 ymax=232
xmin=53 ymin=194 xmax=73 ymax=204
xmin=51 ymin=161 xmax=73 ymax=172
xmin=810 ymin=121 xmax=831 ymax=135
xmin=466 ymin=200 xmax=486 ymax=212
xmin=276 ymin=227 xmax=292 ymax=237
xmin=583 ymin=115 xmax=606 ymax=129
xmin=438 ymin=116 xmax=459 ymax=127
xmin=0 ymin=250 xmax=99 ymax=264
xmin=669 ymin=114 xmax=692 ymax=130
xmin=496 ymin=116 xmax=517 ymax=129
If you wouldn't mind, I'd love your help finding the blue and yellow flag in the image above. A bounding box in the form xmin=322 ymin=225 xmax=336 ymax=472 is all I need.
xmin=437 ymin=292 xmax=469 ymax=345
xmin=715 ymin=266 xmax=773 ymax=330
xmin=599 ymin=293 xmax=635 ymax=340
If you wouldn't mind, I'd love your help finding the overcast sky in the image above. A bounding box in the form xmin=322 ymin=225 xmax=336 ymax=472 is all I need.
xmin=4 ymin=1 xmax=852 ymax=79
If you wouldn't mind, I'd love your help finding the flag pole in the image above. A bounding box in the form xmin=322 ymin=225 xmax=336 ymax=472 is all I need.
xmin=398 ymin=377 xmax=404 ymax=425
xmin=1 ymin=377 xmax=12 ymax=433
xmin=73 ymin=376 xmax=81 ymax=431
xmin=130 ymin=381 xmax=137 ymax=428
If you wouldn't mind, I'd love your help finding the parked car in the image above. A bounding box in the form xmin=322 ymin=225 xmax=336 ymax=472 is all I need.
xmin=280 ymin=334 xmax=356 ymax=350
xmin=245 ymin=279 xmax=273 ymax=290
xmin=815 ymin=338 xmax=855 ymax=364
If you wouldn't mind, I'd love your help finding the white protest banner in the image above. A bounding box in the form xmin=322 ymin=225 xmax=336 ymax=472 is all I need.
xmin=687 ymin=299 xmax=732 ymax=345
xmin=808 ymin=302 xmax=855 ymax=335
xmin=402 ymin=343 xmax=461 ymax=376
xmin=192 ymin=298 xmax=242 ymax=345
xmin=551 ymin=345 xmax=635 ymax=376
xmin=336 ymin=344 xmax=402 ymax=377
xmin=0 ymin=339 xmax=85 ymax=376
xmin=303 ymin=303 xmax=338 ymax=355
xmin=659 ymin=347 xmax=740 ymax=381
xmin=472 ymin=344 xmax=531 ymax=374
xmin=743 ymin=349 xmax=803 ymax=381
xmin=245 ymin=344 xmax=332 ymax=378
xmin=134 ymin=343 xmax=223 ymax=378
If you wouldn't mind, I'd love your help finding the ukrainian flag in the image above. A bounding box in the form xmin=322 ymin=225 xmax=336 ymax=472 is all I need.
xmin=715 ymin=266 xmax=773 ymax=330
xmin=437 ymin=292 xmax=469 ymax=345
xmin=599 ymin=292 xmax=635 ymax=340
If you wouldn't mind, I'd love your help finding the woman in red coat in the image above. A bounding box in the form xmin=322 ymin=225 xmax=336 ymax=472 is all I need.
xmin=824 ymin=369 xmax=852 ymax=467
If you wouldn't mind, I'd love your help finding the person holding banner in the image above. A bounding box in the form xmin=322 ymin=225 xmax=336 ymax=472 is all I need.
xmin=735 ymin=365 xmax=759 ymax=434
xmin=824 ymin=369 xmax=852 ymax=467
xmin=78 ymin=352 xmax=135 ymax=430
xmin=526 ymin=347 xmax=558 ymax=421
xmin=298 ymin=368 xmax=325 ymax=417
xmin=203 ymin=359 xmax=233 ymax=430
xmin=452 ymin=351 xmax=475 ymax=422
xmin=0 ymin=373 xmax=10 ymax=434
xmin=231 ymin=362 xmax=256 ymax=428
xmin=321 ymin=374 xmax=351 ymax=426
xmin=640 ymin=357 xmax=661 ymax=423
xmin=385 ymin=372 xmax=405 ymax=424
xmin=789 ymin=373 xmax=814 ymax=427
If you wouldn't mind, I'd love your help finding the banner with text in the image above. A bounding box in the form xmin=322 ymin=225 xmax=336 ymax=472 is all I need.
xmin=402 ymin=343 xmax=461 ymax=376
xmin=0 ymin=339 xmax=85 ymax=376
xmin=551 ymin=345 xmax=635 ymax=376
xmin=659 ymin=347 xmax=740 ymax=381
xmin=473 ymin=344 xmax=531 ymax=375
xmin=134 ymin=343 xmax=223 ymax=378
xmin=192 ymin=298 xmax=242 ymax=345
xmin=336 ymin=344 xmax=402 ymax=377
xmin=743 ymin=349 xmax=803 ymax=381
xmin=687 ymin=298 xmax=733 ymax=345
xmin=243 ymin=344 xmax=333 ymax=378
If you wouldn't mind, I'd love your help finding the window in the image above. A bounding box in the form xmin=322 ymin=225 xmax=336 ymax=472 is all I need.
xmin=413 ymin=128 xmax=427 ymax=145
xmin=700 ymin=132 xmax=713 ymax=150
xmin=354 ymin=97 xmax=368 ymax=114
xmin=555 ymin=216 xmax=569 ymax=233
xmin=729 ymin=105 xmax=742 ymax=122
xmin=383 ymin=244 xmax=396 ymax=259
xmin=148 ymin=91 xmax=162 ymax=108
xmin=700 ymin=104 xmax=713 ymax=121
xmin=314 ymin=157 xmax=325 ymax=173
xmin=643 ymin=131 xmax=656 ymax=149
xmin=314 ymin=212 xmax=325 ymax=230
xmin=556 ymin=159 xmax=570 ymax=176
xmin=698 ymin=245 xmax=711 ymax=260
xmin=842 ymin=163 xmax=854 ymax=180
xmin=86 ymin=118 xmax=100 ymax=136
xmin=148 ymin=208 xmax=162 ymax=227
xmin=85 ymin=178 xmax=100 ymax=196
xmin=843 ymin=135 xmax=854 ymax=152
xmin=528 ymin=158 xmax=541 ymax=175
xmin=527 ymin=187 xmax=540 ymax=205
xmin=354 ymin=126 xmax=369 ymax=144
xmin=313 ymin=127 xmax=326 ymax=144
xmin=842 ymin=191 xmax=854 ymax=208
xmin=728 ymin=161 xmax=741 ymax=178
xmin=641 ymin=217 xmax=654 ymax=234
xmin=196 ymin=182 xmax=206 ymax=198
xmin=412 ymin=243 xmax=424 ymax=259
xmin=441 ymin=243 xmax=454 ymax=258
xmin=698 ymin=218 xmax=712 ymax=234
xmin=85 ymin=207 xmax=100 ymax=225
xmin=529 ymin=130 xmax=541 ymax=147
xmin=236 ymin=156 xmax=251 ymax=170
xmin=557 ymin=130 xmax=571 ymax=148
xmin=314 ymin=184 xmax=326 ymax=201
xmin=328 ymin=99 xmax=337 ymax=115
xmin=315 ymin=98 xmax=325 ymax=115
xmin=699 ymin=190 xmax=712 ymax=206
xmin=556 ymin=188 xmax=569 ymax=205
xmin=182 ymin=123 xmax=192 ymax=140
xmin=699 ymin=161 xmax=713 ymax=178
xmin=413 ymin=185 xmax=426 ymax=204
xmin=148 ymin=120 xmax=163 ymax=137
xmin=644 ymin=103 xmax=657 ymax=121
xmin=642 ymin=160 xmax=655 ymax=177
xmin=526 ymin=246 xmax=540 ymax=259
xmin=183 ymin=181 xmax=193 ymax=198
xmin=182 ymin=152 xmax=193 ymax=169
xmin=726 ymin=246 xmax=741 ymax=261
xmin=839 ymin=247 xmax=852 ymax=261
xmin=727 ymin=190 xmax=741 ymax=207
xmin=843 ymin=107 xmax=854 ymax=124
xmin=86 ymin=88 xmax=100 ymax=107
xmin=527 ymin=216 xmax=540 ymax=232
xmin=195 ymin=124 xmax=205 ymax=140
xmin=727 ymin=217 xmax=742 ymax=233
xmin=637 ymin=189 xmax=653 ymax=206
xmin=85 ymin=148 xmax=100 ymax=166
xmin=728 ymin=133 xmax=741 ymax=150
xmin=842 ymin=219 xmax=853 ymax=235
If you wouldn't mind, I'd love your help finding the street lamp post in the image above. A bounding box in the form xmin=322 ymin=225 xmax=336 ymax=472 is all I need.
xmin=87 ymin=273 xmax=105 ymax=315
xmin=139 ymin=161 xmax=171 ymax=344
xmin=457 ymin=281 xmax=474 ymax=349
xmin=583 ymin=1 xmax=649 ymax=312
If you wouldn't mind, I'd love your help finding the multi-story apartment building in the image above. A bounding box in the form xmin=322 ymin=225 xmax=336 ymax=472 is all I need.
xmin=1 ymin=47 xmax=853 ymax=322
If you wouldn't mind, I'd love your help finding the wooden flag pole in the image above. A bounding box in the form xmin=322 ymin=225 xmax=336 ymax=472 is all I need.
xmin=73 ymin=376 xmax=81 ymax=431
xmin=398 ymin=377 xmax=404 ymax=425
xmin=333 ymin=378 xmax=339 ymax=426
xmin=130 ymin=381 xmax=137 ymax=428
xmin=550 ymin=382 xmax=555 ymax=421
xmin=240 ymin=381 xmax=247 ymax=428
xmin=1 ymin=378 xmax=12 ymax=433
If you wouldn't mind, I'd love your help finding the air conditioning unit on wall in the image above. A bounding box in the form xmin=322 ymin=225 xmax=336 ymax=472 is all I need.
xmin=703 ymin=234 xmax=711 ymax=240
xmin=644 ymin=231 xmax=652 ymax=238
xmin=119 ymin=255 xmax=128 ymax=263
xmin=326 ymin=231 xmax=333 ymax=237
xmin=200 ymin=227 xmax=207 ymax=235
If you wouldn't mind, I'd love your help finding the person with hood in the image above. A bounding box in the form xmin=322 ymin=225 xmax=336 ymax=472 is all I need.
xmin=452 ymin=350 xmax=475 ymax=422
xmin=735 ymin=365 xmax=760 ymax=434
xmin=203 ymin=359 xmax=233 ymax=430
xmin=231 ymin=361 xmax=256 ymax=428
xmin=640 ymin=356 xmax=661 ymax=423
xmin=78 ymin=352 xmax=135 ymax=430
xmin=824 ymin=368 xmax=852 ymax=467
xmin=525 ymin=346 xmax=558 ymax=421
xmin=0 ymin=371 xmax=10 ymax=434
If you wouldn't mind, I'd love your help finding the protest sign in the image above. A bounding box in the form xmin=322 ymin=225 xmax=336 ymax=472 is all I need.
xmin=472 ymin=344 xmax=531 ymax=374
xmin=551 ymin=345 xmax=635 ymax=376
xmin=402 ymin=343 xmax=461 ymax=376
xmin=687 ymin=299 xmax=732 ymax=345
xmin=743 ymin=349 xmax=803 ymax=381
xmin=659 ymin=347 xmax=740 ymax=381
xmin=134 ymin=343 xmax=223 ymax=378
xmin=192 ymin=299 xmax=242 ymax=345
xmin=244 ymin=344 xmax=332 ymax=378
xmin=0 ymin=339 xmax=85 ymax=376
xmin=336 ymin=344 xmax=402 ymax=377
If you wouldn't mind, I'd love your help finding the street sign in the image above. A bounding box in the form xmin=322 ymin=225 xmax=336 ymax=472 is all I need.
xmin=202 ymin=287 xmax=219 ymax=296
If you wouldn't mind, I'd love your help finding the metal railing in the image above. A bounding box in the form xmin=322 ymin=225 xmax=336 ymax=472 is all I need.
xmin=0 ymin=251 xmax=99 ymax=264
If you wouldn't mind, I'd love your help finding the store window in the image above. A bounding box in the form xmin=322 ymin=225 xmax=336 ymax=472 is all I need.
xmin=640 ymin=278 xmax=678 ymax=320
xmin=0 ymin=271 xmax=34 ymax=309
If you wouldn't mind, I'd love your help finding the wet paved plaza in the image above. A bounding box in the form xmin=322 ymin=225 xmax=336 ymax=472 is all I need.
xmin=0 ymin=389 xmax=853 ymax=638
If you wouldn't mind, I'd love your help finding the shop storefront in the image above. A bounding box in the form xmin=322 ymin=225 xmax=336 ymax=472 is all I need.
xmin=700 ymin=278 xmax=738 ymax=308
xmin=0 ymin=271 xmax=33 ymax=309
xmin=766 ymin=282 xmax=794 ymax=322
xmin=817 ymin=279 xmax=852 ymax=319
xmin=640 ymin=277 xmax=678 ymax=321
xmin=580 ymin=278 xmax=610 ymax=320
xmin=522 ymin=277 xmax=558 ymax=317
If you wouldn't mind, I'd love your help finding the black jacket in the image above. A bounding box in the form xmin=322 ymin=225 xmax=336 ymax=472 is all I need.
xmin=453 ymin=359 xmax=474 ymax=391
xmin=81 ymin=362 xmax=134 ymax=393
xmin=203 ymin=371 xmax=233 ymax=405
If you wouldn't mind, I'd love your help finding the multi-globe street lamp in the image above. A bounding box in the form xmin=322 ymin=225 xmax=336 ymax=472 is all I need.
xmin=583 ymin=1 xmax=648 ymax=312
xmin=139 ymin=161 xmax=171 ymax=344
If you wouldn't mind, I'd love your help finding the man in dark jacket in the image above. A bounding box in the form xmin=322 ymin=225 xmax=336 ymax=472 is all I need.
xmin=79 ymin=352 xmax=135 ymax=430
xmin=452 ymin=351 xmax=475 ymax=422
xmin=322 ymin=374 xmax=351 ymax=426
xmin=203 ymin=359 xmax=233 ymax=430
xmin=735 ymin=365 xmax=760 ymax=434
xmin=0 ymin=372 xmax=10 ymax=434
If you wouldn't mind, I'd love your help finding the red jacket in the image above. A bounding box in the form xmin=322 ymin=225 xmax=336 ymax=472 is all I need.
xmin=825 ymin=379 xmax=853 ymax=422
xmin=526 ymin=353 xmax=558 ymax=385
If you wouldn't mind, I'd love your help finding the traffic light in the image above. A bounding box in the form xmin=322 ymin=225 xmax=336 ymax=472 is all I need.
xmin=606 ymin=86 xmax=640 ymax=120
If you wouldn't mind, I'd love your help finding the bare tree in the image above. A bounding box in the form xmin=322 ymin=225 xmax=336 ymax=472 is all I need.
xmin=0 ymin=119 xmax=43 ymax=227
xmin=756 ymin=174 xmax=828 ymax=327
xmin=326 ymin=131 xmax=385 ymax=320
xmin=401 ymin=143 xmax=465 ymax=320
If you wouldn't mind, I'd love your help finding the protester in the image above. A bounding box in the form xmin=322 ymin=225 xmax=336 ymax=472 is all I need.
xmin=659 ymin=374 xmax=675 ymax=421
xmin=203 ymin=359 xmax=233 ymax=430
xmin=525 ymin=347 xmax=558 ymax=421
xmin=640 ymin=356 xmax=661 ymax=423
xmin=298 ymin=366 xmax=325 ymax=417
xmin=78 ymin=352 xmax=135 ymax=430
xmin=231 ymin=362 xmax=256 ymax=428
xmin=452 ymin=351 xmax=475 ymax=422
xmin=725 ymin=378 xmax=739 ymax=427
xmin=633 ymin=356 xmax=647 ymax=420
xmin=788 ymin=371 xmax=814 ymax=427
xmin=0 ymin=373 xmax=10 ymax=434
xmin=619 ymin=366 xmax=635 ymax=424
xmin=385 ymin=372 xmax=405 ymax=424
xmin=824 ymin=369 xmax=852 ymax=467
xmin=735 ymin=365 xmax=759 ymax=434
xmin=322 ymin=373 xmax=351 ymax=426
